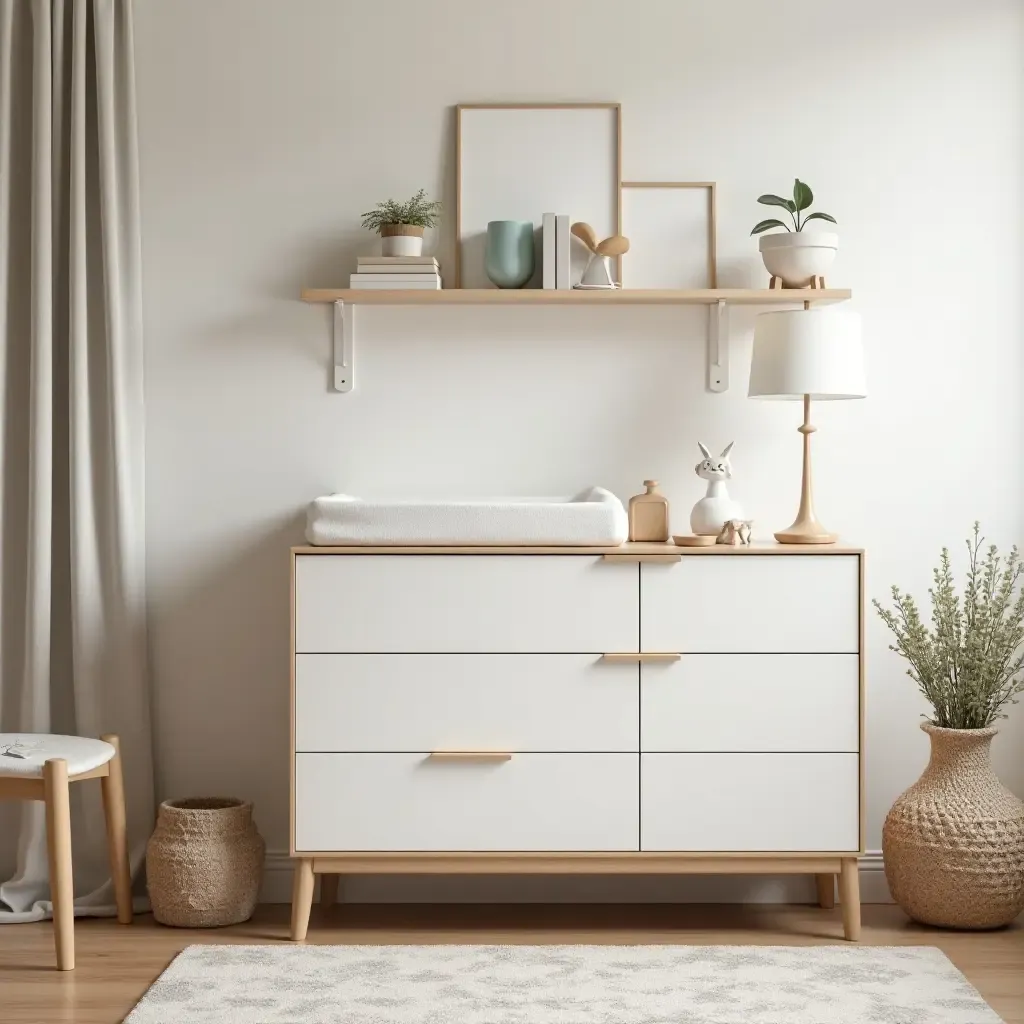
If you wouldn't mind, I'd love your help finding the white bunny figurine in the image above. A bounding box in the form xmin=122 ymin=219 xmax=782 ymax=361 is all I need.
xmin=690 ymin=441 xmax=745 ymax=536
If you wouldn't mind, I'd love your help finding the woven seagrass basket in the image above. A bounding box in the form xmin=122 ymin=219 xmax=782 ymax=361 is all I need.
xmin=883 ymin=723 xmax=1024 ymax=929
xmin=147 ymin=797 xmax=265 ymax=928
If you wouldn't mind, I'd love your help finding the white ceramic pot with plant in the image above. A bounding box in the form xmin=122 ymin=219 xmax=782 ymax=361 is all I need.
xmin=751 ymin=179 xmax=838 ymax=287
xmin=361 ymin=188 xmax=441 ymax=257
xmin=874 ymin=524 xmax=1024 ymax=930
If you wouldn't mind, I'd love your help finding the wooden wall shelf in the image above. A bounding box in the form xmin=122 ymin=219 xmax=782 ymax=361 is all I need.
xmin=302 ymin=287 xmax=851 ymax=306
xmin=302 ymin=287 xmax=853 ymax=394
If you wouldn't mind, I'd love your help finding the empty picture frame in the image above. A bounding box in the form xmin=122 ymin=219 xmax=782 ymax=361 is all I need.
xmin=456 ymin=104 xmax=622 ymax=288
xmin=620 ymin=182 xmax=718 ymax=289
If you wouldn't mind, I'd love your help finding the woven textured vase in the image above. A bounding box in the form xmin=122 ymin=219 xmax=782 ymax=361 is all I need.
xmin=883 ymin=723 xmax=1024 ymax=929
xmin=147 ymin=798 xmax=265 ymax=928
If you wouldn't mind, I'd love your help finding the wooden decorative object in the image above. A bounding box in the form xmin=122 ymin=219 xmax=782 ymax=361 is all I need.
xmin=570 ymin=222 xmax=600 ymax=253
xmin=620 ymin=181 xmax=717 ymax=289
xmin=717 ymin=519 xmax=753 ymax=546
xmin=456 ymin=104 xmax=622 ymax=288
xmin=628 ymin=480 xmax=670 ymax=542
xmin=770 ymin=275 xmax=826 ymax=290
xmin=672 ymin=534 xmax=717 ymax=547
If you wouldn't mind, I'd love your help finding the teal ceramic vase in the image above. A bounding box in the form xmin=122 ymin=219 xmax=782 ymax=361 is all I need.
xmin=485 ymin=220 xmax=534 ymax=288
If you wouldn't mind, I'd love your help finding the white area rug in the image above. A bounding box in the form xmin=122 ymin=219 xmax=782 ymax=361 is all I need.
xmin=124 ymin=944 xmax=1003 ymax=1024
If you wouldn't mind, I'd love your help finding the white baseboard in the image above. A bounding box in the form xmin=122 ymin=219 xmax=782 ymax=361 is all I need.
xmin=260 ymin=851 xmax=892 ymax=905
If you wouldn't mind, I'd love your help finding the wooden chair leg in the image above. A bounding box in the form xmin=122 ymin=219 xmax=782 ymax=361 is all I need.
xmin=839 ymin=856 xmax=861 ymax=941
xmin=43 ymin=758 xmax=75 ymax=971
xmin=99 ymin=734 xmax=133 ymax=924
xmin=815 ymin=873 xmax=836 ymax=909
xmin=320 ymin=872 xmax=339 ymax=909
xmin=290 ymin=859 xmax=315 ymax=941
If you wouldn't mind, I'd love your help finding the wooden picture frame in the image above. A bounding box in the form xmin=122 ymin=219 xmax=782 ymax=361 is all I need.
xmin=620 ymin=181 xmax=718 ymax=289
xmin=455 ymin=103 xmax=623 ymax=288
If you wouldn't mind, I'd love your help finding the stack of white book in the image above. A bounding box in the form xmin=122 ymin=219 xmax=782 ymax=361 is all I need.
xmin=349 ymin=256 xmax=441 ymax=290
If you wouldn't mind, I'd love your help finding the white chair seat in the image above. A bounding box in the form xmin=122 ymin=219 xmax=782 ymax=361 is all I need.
xmin=0 ymin=734 xmax=115 ymax=777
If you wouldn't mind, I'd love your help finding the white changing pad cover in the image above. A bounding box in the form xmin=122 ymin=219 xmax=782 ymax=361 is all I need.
xmin=305 ymin=487 xmax=628 ymax=546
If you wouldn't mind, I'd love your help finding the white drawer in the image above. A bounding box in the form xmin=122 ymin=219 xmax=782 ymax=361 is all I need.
xmin=641 ymin=655 xmax=859 ymax=752
xmin=295 ymin=654 xmax=639 ymax=753
xmin=295 ymin=555 xmax=638 ymax=653
xmin=295 ymin=753 xmax=639 ymax=852
xmin=641 ymin=753 xmax=859 ymax=852
xmin=641 ymin=555 xmax=859 ymax=653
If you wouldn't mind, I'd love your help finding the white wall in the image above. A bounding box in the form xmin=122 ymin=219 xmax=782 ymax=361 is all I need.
xmin=134 ymin=0 xmax=1024 ymax=901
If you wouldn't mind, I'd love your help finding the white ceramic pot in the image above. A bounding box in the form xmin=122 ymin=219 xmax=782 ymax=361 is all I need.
xmin=380 ymin=224 xmax=424 ymax=257
xmin=758 ymin=231 xmax=838 ymax=287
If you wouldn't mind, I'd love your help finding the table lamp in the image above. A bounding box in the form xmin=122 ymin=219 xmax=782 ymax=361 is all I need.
xmin=748 ymin=307 xmax=865 ymax=544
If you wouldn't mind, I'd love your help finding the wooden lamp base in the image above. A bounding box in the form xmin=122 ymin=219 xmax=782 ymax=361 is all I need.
xmin=775 ymin=521 xmax=838 ymax=545
xmin=776 ymin=394 xmax=837 ymax=546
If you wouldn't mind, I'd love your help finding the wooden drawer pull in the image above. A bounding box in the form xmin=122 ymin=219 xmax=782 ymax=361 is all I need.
xmin=427 ymin=751 xmax=513 ymax=762
xmin=602 ymin=553 xmax=681 ymax=563
xmin=600 ymin=652 xmax=681 ymax=663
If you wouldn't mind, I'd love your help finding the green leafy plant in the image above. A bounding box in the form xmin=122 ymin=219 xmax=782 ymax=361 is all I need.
xmin=874 ymin=524 xmax=1024 ymax=729
xmin=750 ymin=178 xmax=837 ymax=235
xmin=360 ymin=189 xmax=442 ymax=234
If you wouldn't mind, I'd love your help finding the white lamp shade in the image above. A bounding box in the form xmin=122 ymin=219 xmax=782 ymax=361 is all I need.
xmin=748 ymin=308 xmax=866 ymax=401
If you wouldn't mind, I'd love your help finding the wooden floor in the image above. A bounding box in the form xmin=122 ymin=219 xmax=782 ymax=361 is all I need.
xmin=2 ymin=903 xmax=1021 ymax=1023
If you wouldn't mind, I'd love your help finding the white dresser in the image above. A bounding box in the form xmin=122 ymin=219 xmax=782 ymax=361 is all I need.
xmin=289 ymin=543 xmax=864 ymax=940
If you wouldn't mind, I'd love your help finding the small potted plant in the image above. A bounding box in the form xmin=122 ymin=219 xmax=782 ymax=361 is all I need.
xmin=360 ymin=188 xmax=441 ymax=257
xmin=750 ymin=179 xmax=837 ymax=287
xmin=874 ymin=524 xmax=1024 ymax=929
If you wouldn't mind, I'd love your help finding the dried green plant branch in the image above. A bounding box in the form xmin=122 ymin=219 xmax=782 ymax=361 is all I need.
xmin=360 ymin=189 xmax=442 ymax=234
xmin=873 ymin=523 xmax=1024 ymax=729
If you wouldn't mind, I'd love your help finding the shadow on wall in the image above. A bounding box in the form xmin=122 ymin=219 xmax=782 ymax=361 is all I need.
xmin=150 ymin=512 xmax=307 ymax=850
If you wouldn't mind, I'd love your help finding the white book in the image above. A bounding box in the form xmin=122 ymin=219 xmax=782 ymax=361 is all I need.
xmin=358 ymin=263 xmax=439 ymax=274
xmin=348 ymin=276 xmax=441 ymax=290
xmin=555 ymin=214 xmax=570 ymax=289
xmin=542 ymin=213 xmax=556 ymax=289
xmin=349 ymin=273 xmax=442 ymax=283
xmin=357 ymin=256 xmax=438 ymax=266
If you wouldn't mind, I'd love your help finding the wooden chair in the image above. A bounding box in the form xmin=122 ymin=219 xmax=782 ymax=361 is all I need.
xmin=0 ymin=733 xmax=132 ymax=970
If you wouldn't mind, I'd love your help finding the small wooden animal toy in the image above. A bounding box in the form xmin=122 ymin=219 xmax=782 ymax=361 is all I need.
xmin=690 ymin=442 xmax=744 ymax=536
xmin=717 ymin=519 xmax=754 ymax=546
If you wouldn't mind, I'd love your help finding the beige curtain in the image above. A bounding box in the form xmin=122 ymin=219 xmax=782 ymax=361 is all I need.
xmin=0 ymin=0 xmax=153 ymax=921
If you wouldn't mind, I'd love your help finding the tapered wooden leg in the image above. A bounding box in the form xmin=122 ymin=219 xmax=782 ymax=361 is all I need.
xmin=815 ymin=873 xmax=836 ymax=909
xmin=99 ymin=735 xmax=133 ymax=925
xmin=839 ymin=856 xmax=861 ymax=941
xmin=43 ymin=758 xmax=75 ymax=970
xmin=320 ymin=872 xmax=339 ymax=909
xmin=290 ymin=859 xmax=315 ymax=940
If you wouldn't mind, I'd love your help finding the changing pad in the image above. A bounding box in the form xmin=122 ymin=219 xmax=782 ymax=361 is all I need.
xmin=305 ymin=487 xmax=628 ymax=546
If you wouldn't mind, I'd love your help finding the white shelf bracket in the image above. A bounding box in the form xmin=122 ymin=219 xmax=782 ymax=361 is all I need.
xmin=333 ymin=300 xmax=354 ymax=392
xmin=707 ymin=299 xmax=729 ymax=393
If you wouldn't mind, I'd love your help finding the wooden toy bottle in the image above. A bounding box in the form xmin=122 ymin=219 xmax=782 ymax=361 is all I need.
xmin=628 ymin=480 xmax=670 ymax=542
